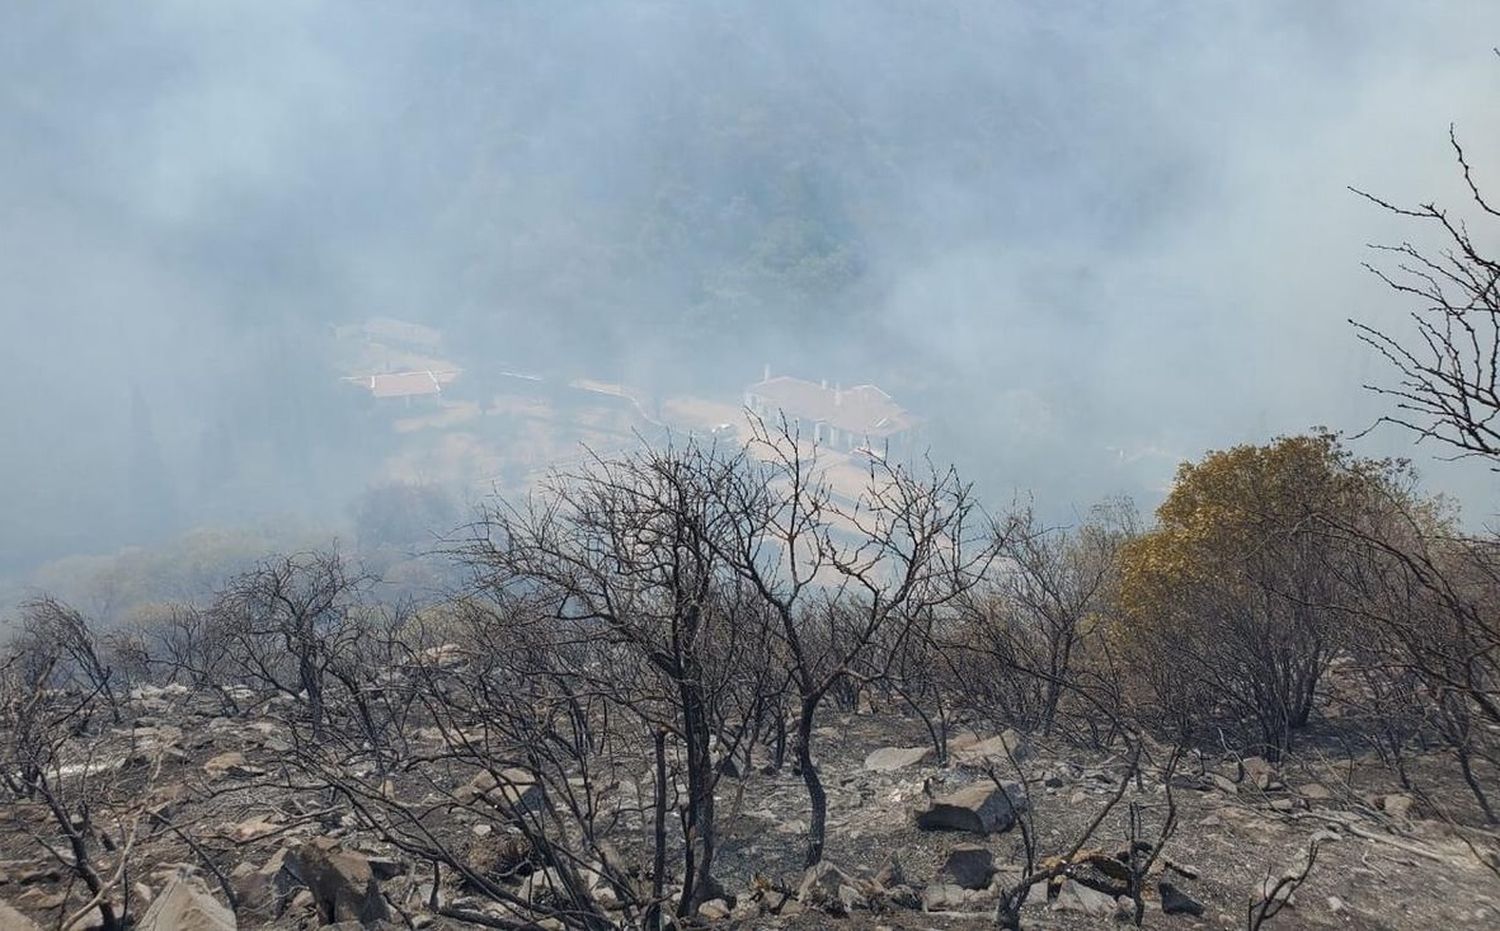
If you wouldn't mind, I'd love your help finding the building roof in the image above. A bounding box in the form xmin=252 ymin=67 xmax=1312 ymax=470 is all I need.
xmin=353 ymin=370 xmax=460 ymax=399
xmin=746 ymin=375 xmax=918 ymax=438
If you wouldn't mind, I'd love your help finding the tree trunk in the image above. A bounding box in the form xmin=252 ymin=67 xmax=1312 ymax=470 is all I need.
xmin=795 ymin=697 xmax=827 ymax=867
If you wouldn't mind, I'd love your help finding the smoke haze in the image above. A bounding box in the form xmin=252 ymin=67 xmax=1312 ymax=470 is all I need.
xmin=3 ymin=1 xmax=1498 ymax=588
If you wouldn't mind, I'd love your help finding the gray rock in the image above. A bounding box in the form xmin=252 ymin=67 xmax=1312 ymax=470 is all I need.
xmin=138 ymin=875 xmax=236 ymax=931
xmin=1381 ymin=793 xmax=1415 ymax=819
xmin=916 ymin=782 xmax=1028 ymax=834
xmin=921 ymin=883 xmax=971 ymax=912
xmin=874 ymin=852 xmax=906 ymax=889
xmin=883 ymin=884 xmax=922 ymax=910
xmin=1052 ymin=878 xmax=1117 ymax=917
xmin=0 ymin=900 xmax=42 ymax=931
xmin=954 ymin=729 xmax=1030 ymax=765
xmin=798 ymin=861 xmax=855 ymax=912
xmin=1159 ymin=881 xmax=1204 ymax=916
xmin=286 ymin=838 xmax=390 ymax=925
xmin=939 ymin=844 xmax=995 ymax=890
xmin=864 ymin=746 xmax=934 ymax=772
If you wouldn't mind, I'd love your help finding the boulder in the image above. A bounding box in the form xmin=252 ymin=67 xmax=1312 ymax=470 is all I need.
xmin=863 ymin=746 xmax=934 ymax=772
xmin=0 ymin=900 xmax=41 ymax=931
xmin=1159 ymin=881 xmax=1204 ymax=916
xmin=286 ymin=838 xmax=389 ymax=925
xmin=916 ymin=782 xmax=1028 ymax=834
xmin=138 ymin=875 xmax=236 ymax=931
xmin=1052 ymin=878 xmax=1116 ymax=917
xmin=939 ymin=845 xmax=995 ymax=890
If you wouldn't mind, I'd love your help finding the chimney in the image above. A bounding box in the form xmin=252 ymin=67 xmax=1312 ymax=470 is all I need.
xmin=762 ymin=362 xmax=771 ymax=382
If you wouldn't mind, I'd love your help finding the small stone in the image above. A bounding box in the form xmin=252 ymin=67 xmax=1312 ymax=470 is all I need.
xmin=1298 ymin=783 xmax=1333 ymax=801
xmin=1327 ymin=895 xmax=1345 ymax=913
xmin=697 ymin=898 xmax=731 ymax=920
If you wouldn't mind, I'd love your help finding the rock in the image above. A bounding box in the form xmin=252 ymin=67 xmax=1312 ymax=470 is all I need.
xmin=0 ymin=900 xmax=41 ymax=931
xmin=837 ymin=883 xmax=866 ymax=913
xmin=1210 ymin=773 xmax=1239 ymax=794
xmin=883 ymin=885 xmax=922 ymax=910
xmin=1163 ymin=857 xmax=1199 ymax=880
xmin=1052 ymin=878 xmax=1117 ymax=917
xmin=1298 ymin=783 xmax=1333 ymax=801
xmin=798 ymin=861 xmax=852 ymax=910
xmin=286 ymin=838 xmax=390 ymax=925
xmin=1381 ymin=793 xmax=1415 ymax=819
xmin=1257 ymin=876 xmax=1297 ymax=909
xmin=921 ymin=883 xmax=971 ymax=912
xmin=939 ymin=845 xmax=995 ymax=890
xmin=915 ymin=782 xmax=1028 ymax=834
xmin=1168 ymin=773 xmax=1213 ymax=792
xmin=697 ymin=898 xmax=731 ymax=920
xmin=230 ymin=848 xmax=294 ymax=915
xmin=947 ymin=730 xmax=982 ymax=752
xmin=456 ymin=768 xmax=543 ymax=812
xmin=1327 ymin=895 xmax=1345 ymax=913
xmin=138 ymin=875 xmax=236 ymax=931
xmin=1159 ymin=881 xmax=1204 ymax=916
xmin=228 ymin=816 xmax=282 ymax=843
xmin=874 ymin=852 xmax=907 ymax=889
xmin=954 ymin=729 xmax=1030 ymax=765
xmin=13 ymin=892 xmax=62 ymax=911
xmin=1269 ymin=798 xmax=1299 ymax=812
xmin=202 ymin=751 xmax=265 ymax=780
xmin=1240 ymin=756 xmax=1275 ymax=790
xmin=864 ymin=746 xmax=934 ymax=772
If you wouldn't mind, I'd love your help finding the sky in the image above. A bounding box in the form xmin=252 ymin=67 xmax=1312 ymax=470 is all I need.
xmin=2 ymin=1 xmax=1499 ymax=580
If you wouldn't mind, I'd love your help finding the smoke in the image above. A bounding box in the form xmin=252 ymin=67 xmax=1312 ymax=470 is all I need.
xmin=2 ymin=1 xmax=1498 ymax=580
